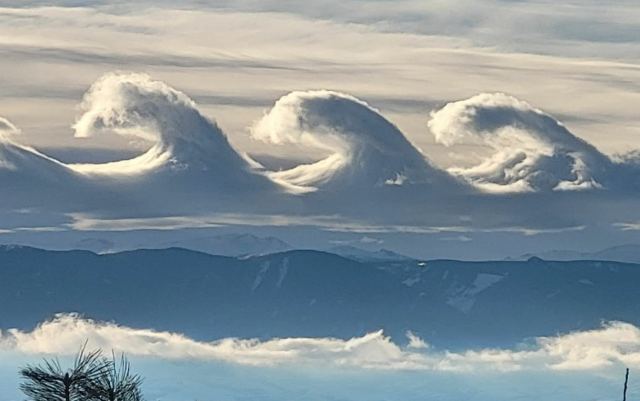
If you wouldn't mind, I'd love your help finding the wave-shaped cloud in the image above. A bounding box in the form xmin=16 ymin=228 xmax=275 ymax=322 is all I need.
xmin=70 ymin=73 xmax=257 ymax=179
xmin=0 ymin=118 xmax=83 ymax=209
xmin=0 ymin=73 xmax=283 ymax=213
xmin=0 ymin=73 xmax=277 ymax=192
xmin=252 ymin=90 xmax=454 ymax=193
xmin=1 ymin=72 xmax=640 ymax=234
xmin=0 ymin=117 xmax=65 ymax=174
xmin=1 ymin=314 xmax=638 ymax=373
xmin=1 ymin=73 xmax=631 ymax=199
xmin=428 ymin=93 xmax=615 ymax=193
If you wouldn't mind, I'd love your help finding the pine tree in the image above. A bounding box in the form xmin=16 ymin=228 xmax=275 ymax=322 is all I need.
xmin=19 ymin=344 xmax=109 ymax=401
xmin=83 ymin=353 xmax=144 ymax=401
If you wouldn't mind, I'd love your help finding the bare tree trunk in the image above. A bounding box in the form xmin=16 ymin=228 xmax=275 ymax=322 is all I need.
xmin=64 ymin=372 xmax=71 ymax=401
xmin=624 ymin=368 xmax=629 ymax=401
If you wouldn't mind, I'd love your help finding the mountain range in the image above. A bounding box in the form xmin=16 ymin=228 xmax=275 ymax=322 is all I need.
xmin=2 ymin=246 xmax=640 ymax=349
xmin=511 ymin=244 xmax=640 ymax=264
xmin=19 ymin=233 xmax=412 ymax=262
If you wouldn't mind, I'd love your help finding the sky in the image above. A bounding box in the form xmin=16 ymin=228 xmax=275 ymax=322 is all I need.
xmin=1 ymin=0 xmax=639 ymax=156
xmin=1 ymin=0 xmax=640 ymax=258
xmin=2 ymin=3 xmax=640 ymax=399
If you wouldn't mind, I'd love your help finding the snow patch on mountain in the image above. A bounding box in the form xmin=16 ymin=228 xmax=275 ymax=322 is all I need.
xmin=446 ymin=273 xmax=505 ymax=313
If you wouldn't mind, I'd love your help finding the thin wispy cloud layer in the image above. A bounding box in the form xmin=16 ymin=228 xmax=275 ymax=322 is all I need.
xmin=1 ymin=3 xmax=639 ymax=155
xmin=1 ymin=314 xmax=639 ymax=373
xmin=7 ymin=0 xmax=639 ymax=60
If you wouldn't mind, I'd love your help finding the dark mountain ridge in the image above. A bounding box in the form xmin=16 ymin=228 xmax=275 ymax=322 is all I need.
xmin=1 ymin=245 xmax=639 ymax=349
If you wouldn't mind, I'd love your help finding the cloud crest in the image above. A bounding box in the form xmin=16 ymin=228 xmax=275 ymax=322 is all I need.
xmin=0 ymin=117 xmax=20 ymax=139
xmin=428 ymin=93 xmax=613 ymax=193
xmin=252 ymin=90 xmax=453 ymax=193
xmin=70 ymin=72 xmax=261 ymax=184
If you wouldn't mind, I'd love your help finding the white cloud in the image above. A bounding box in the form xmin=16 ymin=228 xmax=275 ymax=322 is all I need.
xmin=1 ymin=71 xmax=635 ymax=241
xmin=66 ymin=212 xmax=586 ymax=237
xmin=0 ymin=116 xmax=79 ymax=200
xmin=2 ymin=314 xmax=640 ymax=373
xmin=0 ymin=314 xmax=428 ymax=370
xmin=181 ymin=0 xmax=640 ymax=61
xmin=0 ymin=116 xmax=19 ymax=138
xmin=440 ymin=235 xmax=472 ymax=242
xmin=613 ymin=222 xmax=640 ymax=231
xmin=0 ymin=72 xmax=286 ymax=214
xmin=0 ymin=118 xmax=19 ymax=170
xmin=70 ymin=72 xmax=261 ymax=179
xmin=406 ymin=331 xmax=429 ymax=350
xmin=3 ymin=3 xmax=639 ymax=158
xmin=359 ymin=236 xmax=383 ymax=244
xmin=428 ymin=93 xmax=615 ymax=193
xmin=66 ymin=212 xmax=454 ymax=233
xmin=251 ymin=90 xmax=453 ymax=192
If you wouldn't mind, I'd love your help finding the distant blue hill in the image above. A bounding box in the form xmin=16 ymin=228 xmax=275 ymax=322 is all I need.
xmin=1 ymin=245 xmax=639 ymax=349
xmin=327 ymin=245 xmax=414 ymax=262
xmin=65 ymin=233 xmax=292 ymax=256
xmin=511 ymin=243 xmax=640 ymax=264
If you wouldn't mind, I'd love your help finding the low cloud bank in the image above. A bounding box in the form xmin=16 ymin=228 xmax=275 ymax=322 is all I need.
xmin=1 ymin=314 xmax=639 ymax=373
